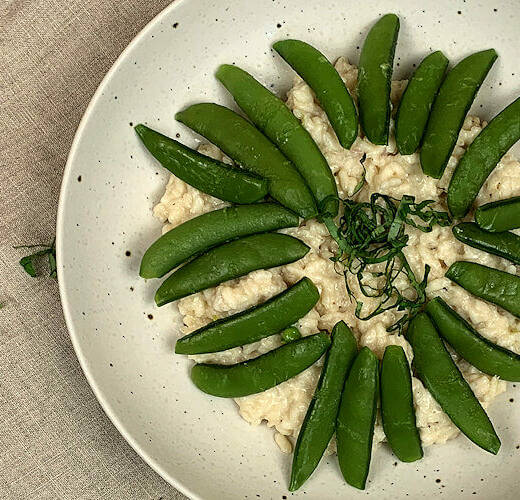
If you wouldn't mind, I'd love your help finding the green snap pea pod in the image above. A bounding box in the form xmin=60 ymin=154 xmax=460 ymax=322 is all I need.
xmin=175 ymin=278 xmax=318 ymax=354
xmin=176 ymin=104 xmax=317 ymax=219
xmin=475 ymin=196 xmax=520 ymax=233
xmin=140 ymin=203 xmax=299 ymax=279
xmin=426 ymin=297 xmax=520 ymax=381
xmin=358 ymin=13 xmax=400 ymax=145
xmin=446 ymin=261 xmax=520 ymax=318
xmin=452 ymin=222 xmax=520 ymax=265
xmin=280 ymin=326 xmax=302 ymax=344
xmin=406 ymin=313 xmax=500 ymax=454
xmin=336 ymin=346 xmax=379 ymax=490
xmin=448 ymin=97 xmax=520 ymax=217
xmin=290 ymin=321 xmax=358 ymax=491
xmin=190 ymin=332 xmax=331 ymax=397
xmin=215 ymin=64 xmax=339 ymax=217
xmin=155 ymin=233 xmax=309 ymax=306
xmin=134 ymin=124 xmax=267 ymax=204
xmin=395 ymin=51 xmax=449 ymax=155
xmin=273 ymin=39 xmax=358 ymax=149
xmin=421 ymin=49 xmax=498 ymax=179
xmin=380 ymin=345 xmax=423 ymax=463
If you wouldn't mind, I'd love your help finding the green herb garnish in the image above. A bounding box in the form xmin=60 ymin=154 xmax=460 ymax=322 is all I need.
xmin=14 ymin=239 xmax=57 ymax=278
xmin=322 ymin=193 xmax=450 ymax=334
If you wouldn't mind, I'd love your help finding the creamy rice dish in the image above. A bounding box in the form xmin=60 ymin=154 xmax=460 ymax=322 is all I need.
xmin=153 ymin=58 xmax=520 ymax=455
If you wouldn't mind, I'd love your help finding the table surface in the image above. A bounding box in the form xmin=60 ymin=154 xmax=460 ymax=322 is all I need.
xmin=0 ymin=1 xmax=187 ymax=498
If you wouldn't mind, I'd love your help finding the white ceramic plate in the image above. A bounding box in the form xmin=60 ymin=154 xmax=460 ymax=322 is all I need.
xmin=57 ymin=0 xmax=520 ymax=498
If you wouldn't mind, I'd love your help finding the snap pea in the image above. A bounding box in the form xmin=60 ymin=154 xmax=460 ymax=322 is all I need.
xmin=155 ymin=233 xmax=309 ymax=306
xmin=475 ymin=196 xmax=520 ymax=233
xmin=421 ymin=49 xmax=498 ymax=179
xmin=175 ymin=278 xmax=319 ymax=354
xmin=395 ymin=51 xmax=448 ymax=155
xmin=448 ymin=97 xmax=520 ymax=217
xmin=290 ymin=321 xmax=357 ymax=491
xmin=406 ymin=313 xmax=500 ymax=454
xmin=280 ymin=326 xmax=302 ymax=344
xmin=380 ymin=345 xmax=423 ymax=463
xmin=358 ymin=13 xmax=400 ymax=145
xmin=273 ymin=39 xmax=358 ymax=149
xmin=176 ymin=103 xmax=317 ymax=219
xmin=190 ymin=332 xmax=331 ymax=398
xmin=134 ymin=124 xmax=267 ymax=204
xmin=140 ymin=203 xmax=299 ymax=279
xmin=446 ymin=261 xmax=520 ymax=318
xmin=336 ymin=347 xmax=379 ymax=490
xmin=452 ymin=222 xmax=520 ymax=266
xmin=215 ymin=64 xmax=339 ymax=216
xmin=426 ymin=297 xmax=520 ymax=381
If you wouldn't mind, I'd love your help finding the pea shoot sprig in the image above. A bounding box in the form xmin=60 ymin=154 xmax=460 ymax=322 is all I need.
xmin=14 ymin=239 xmax=57 ymax=278
xmin=322 ymin=193 xmax=451 ymax=334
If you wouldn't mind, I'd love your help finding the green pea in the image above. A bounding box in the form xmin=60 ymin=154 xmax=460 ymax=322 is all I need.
xmin=175 ymin=278 xmax=318 ymax=354
xmin=289 ymin=321 xmax=357 ymax=491
xmin=336 ymin=347 xmax=379 ymax=490
xmin=155 ymin=233 xmax=309 ymax=306
xmin=475 ymin=196 xmax=520 ymax=233
xmin=176 ymin=103 xmax=317 ymax=219
xmin=135 ymin=124 xmax=267 ymax=204
xmin=426 ymin=297 xmax=520 ymax=381
xmin=446 ymin=261 xmax=520 ymax=319
xmin=406 ymin=313 xmax=500 ymax=454
xmin=280 ymin=326 xmax=302 ymax=344
xmin=190 ymin=332 xmax=331 ymax=398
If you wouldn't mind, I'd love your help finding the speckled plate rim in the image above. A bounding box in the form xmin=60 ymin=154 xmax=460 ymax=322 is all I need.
xmin=56 ymin=1 xmax=198 ymax=498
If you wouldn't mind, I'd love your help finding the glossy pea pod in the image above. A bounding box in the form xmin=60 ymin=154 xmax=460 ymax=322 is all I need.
xmin=176 ymin=103 xmax=317 ymax=219
xmin=273 ymin=39 xmax=358 ymax=149
xmin=190 ymin=332 xmax=331 ymax=397
xmin=406 ymin=313 xmax=500 ymax=454
xmin=155 ymin=233 xmax=309 ymax=306
xmin=446 ymin=261 xmax=520 ymax=319
xmin=175 ymin=278 xmax=319 ymax=354
xmin=336 ymin=346 xmax=379 ymax=490
xmin=215 ymin=64 xmax=339 ymax=216
xmin=357 ymin=13 xmax=400 ymax=145
xmin=421 ymin=49 xmax=498 ymax=179
xmin=452 ymin=222 xmax=520 ymax=266
xmin=380 ymin=345 xmax=423 ymax=462
xmin=135 ymin=124 xmax=267 ymax=204
xmin=289 ymin=321 xmax=358 ymax=491
xmin=395 ymin=50 xmax=448 ymax=155
xmin=475 ymin=196 xmax=520 ymax=233
xmin=426 ymin=297 xmax=520 ymax=381
xmin=448 ymin=97 xmax=520 ymax=217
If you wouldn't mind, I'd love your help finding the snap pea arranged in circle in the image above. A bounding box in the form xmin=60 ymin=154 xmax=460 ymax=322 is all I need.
xmin=140 ymin=203 xmax=299 ymax=279
xmin=448 ymin=97 xmax=520 ymax=218
xmin=452 ymin=222 xmax=520 ymax=266
xmin=135 ymin=124 xmax=267 ymax=204
xmin=358 ymin=13 xmax=400 ymax=145
xmin=475 ymin=196 xmax=520 ymax=233
xmin=190 ymin=332 xmax=331 ymax=398
xmin=380 ymin=345 xmax=423 ymax=463
xmin=395 ymin=51 xmax=448 ymax=155
xmin=176 ymin=103 xmax=317 ymax=219
xmin=446 ymin=261 xmax=520 ymax=319
xmin=426 ymin=297 xmax=520 ymax=381
xmin=175 ymin=278 xmax=319 ymax=354
xmin=290 ymin=321 xmax=358 ymax=492
xmin=421 ymin=49 xmax=498 ymax=179
xmin=155 ymin=233 xmax=309 ymax=306
xmin=406 ymin=313 xmax=500 ymax=454
xmin=273 ymin=39 xmax=358 ymax=149
xmin=336 ymin=346 xmax=379 ymax=490
xmin=215 ymin=64 xmax=339 ymax=216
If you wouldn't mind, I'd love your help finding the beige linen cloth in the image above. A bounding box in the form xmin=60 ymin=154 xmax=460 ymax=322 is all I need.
xmin=0 ymin=1 xmax=186 ymax=498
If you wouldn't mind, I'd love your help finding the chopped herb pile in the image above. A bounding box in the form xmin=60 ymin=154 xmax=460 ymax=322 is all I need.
xmin=322 ymin=193 xmax=451 ymax=334
xmin=15 ymin=239 xmax=57 ymax=278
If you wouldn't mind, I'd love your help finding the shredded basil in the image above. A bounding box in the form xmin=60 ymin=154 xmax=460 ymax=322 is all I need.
xmin=14 ymin=239 xmax=57 ymax=278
